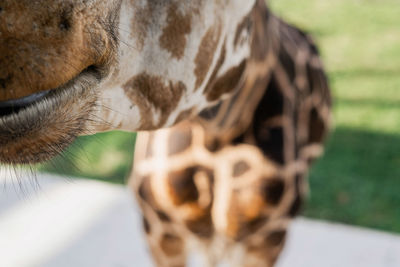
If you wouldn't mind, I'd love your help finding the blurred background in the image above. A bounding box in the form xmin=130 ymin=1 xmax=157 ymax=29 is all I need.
xmin=38 ymin=0 xmax=400 ymax=234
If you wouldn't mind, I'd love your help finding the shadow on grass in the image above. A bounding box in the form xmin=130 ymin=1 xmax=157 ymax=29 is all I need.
xmin=305 ymin=126 xmax=400 ymax=233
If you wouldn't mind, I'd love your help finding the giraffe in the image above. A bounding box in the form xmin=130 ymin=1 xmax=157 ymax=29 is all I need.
xmin=131 ymin=3 xmax=331 ymax=266
xmin=0 ymin=0 xmax=331 ymax=266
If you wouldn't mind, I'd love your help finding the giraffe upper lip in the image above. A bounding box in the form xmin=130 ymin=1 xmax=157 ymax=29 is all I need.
xmin=0 ymin=91 xmax=50 ymax=108
xmin=0 ymin=91 xmax=51 ymax=117
xmin=0 ymin=65 xmax=101 ymax=118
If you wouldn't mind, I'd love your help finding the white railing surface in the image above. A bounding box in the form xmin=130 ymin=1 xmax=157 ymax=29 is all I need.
xmin=1 ymin=172 xmax=400 ymax=267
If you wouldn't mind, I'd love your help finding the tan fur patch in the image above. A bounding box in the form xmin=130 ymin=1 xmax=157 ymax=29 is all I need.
xmin=194 ymin=24 xmax=222 ymax=90
xmin=123 ymin=73 xmax=186 ymax=129
xmin=159 ymin=3 xmax=192 ymax=59
xmin=225 ymin=190 xmax=266 ymax=240
xmin=168 ymin=127 xmax=193 ymax=155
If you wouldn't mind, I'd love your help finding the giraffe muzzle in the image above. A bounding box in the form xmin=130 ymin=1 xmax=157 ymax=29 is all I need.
xmin=0 ymin=0 xmax=118 ymax=102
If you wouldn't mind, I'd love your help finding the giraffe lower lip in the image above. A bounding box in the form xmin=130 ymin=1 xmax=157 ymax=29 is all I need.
xmin=0 ymin=67 xmax=100 ymax=164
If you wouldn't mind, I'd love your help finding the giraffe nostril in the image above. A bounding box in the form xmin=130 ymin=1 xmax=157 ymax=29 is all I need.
xmin=0 ymin=91 xmax=50 ymax=117
xmin=58 ymin=6 xmax=74 ymax=32
xmin=59 ymin=17 xmax=71 ymax=31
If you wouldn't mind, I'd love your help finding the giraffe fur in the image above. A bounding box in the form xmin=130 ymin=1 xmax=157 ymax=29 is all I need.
xmin=131 ymin=1 xmax=331 ymax=266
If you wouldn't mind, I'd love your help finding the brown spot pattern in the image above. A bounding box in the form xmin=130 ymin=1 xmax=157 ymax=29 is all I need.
xmin=260 ymin=178 xmax=285 ymax=205
xmin=288 ymin=195 xmax=303 ymax=217
xmin=160 ymin=233 xmax=184 ymax=256
xmin=234 ymin=215 xmax=270 ymax=242
xmin=142 ymin=216 xmax=151 ymax=234
xmin=156 ymin=210 xmax=172 ymax=222
xmin=160 ymin=3 xmax=192 ymax=59
xmin=138 ymin=177 xmax=157 ymax=206
xmin=173 ymin=108 xmax=194 ymax=125
xmin=289 ymin=175 xmax=304 ymax=217
xmin=123 ymin=73 xmax=186 ymax=130
xmin=250 ymin=0 xmax=271 ymax=61
xmin=247 ymin=216 xmax=269 ymax=235
xmin=185 ymin=212 xmax=214 ymax=238
xmin=194 ymin=24 xmax=222 ymax=90
xmin=202 ymin=42 xmax=226 ymax=94
xmin=234 ymin=14 xmax=252 ymax=47
xmin=206 ymin=60 xmax=247 ymax=101
xmin=232 ymin=160 xmax=251 ymax=177
xmin=265 ymin=230 xmax=286 ymax=247
xmin=130 ymin=1 xmax=153 ymax=50
xmin=167 ymin=167 xmax=199 ymax=205
xmin=309 ymin=107 xmax=325 ymax=143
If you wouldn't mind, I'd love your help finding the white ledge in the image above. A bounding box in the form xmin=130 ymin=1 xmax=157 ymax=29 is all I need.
xmin=0 ymin=172 xmax=400 ymax=267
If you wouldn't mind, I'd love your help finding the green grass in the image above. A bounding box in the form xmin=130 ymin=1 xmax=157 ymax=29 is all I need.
xmin=306 ymin=128 xmax=400 ymax=232
xmin=40 ymin=131 xmax=136 ymax=184
xmin=41 ymin=0 xmax=400 ymax=232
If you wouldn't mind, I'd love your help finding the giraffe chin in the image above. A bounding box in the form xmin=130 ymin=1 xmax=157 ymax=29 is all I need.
xmin=0 ymin=70 xmax=100 ymax=165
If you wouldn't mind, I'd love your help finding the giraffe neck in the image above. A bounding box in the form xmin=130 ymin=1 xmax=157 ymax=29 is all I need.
xmin=195 ymin=1 xmax=278 ymax=140
xmin=92 ymin=0 xmax=259 ymax=132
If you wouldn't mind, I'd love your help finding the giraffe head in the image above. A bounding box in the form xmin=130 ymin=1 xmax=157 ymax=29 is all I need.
xmin=0 ymin=0 xmax=258 ymax=164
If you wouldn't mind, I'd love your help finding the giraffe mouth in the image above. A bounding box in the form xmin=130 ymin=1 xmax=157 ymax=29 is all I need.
xmin=0 ymin=66 xmax=102 ymax=165
xmin=0 ymin=91 xmax=51 ymax=117
xmin=0 ymin=65 xmax=101 ymax=118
